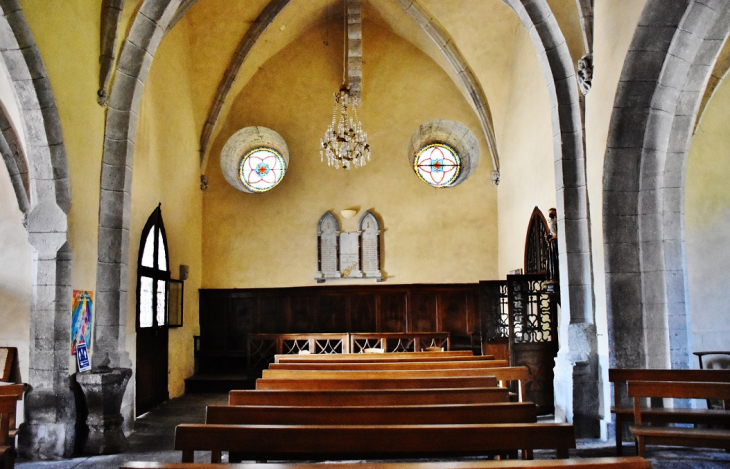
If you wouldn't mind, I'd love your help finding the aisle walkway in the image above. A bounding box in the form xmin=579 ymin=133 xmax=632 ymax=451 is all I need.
xmin=15 ymin=392 xmax=730 ymax=468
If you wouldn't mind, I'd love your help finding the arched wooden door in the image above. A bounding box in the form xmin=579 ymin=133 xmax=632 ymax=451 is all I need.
xmin=136 ymin=205 xmax=170 ymax=416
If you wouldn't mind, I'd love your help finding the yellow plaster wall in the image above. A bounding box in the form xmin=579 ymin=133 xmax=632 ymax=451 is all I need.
xmin=129 ymin=17 xmax=202 ymax=399
xmin=20 ymin=0 xmax=105 ymax=321
xmin=203 ymin=20 xmax=498 ymax=289
xmin=686 ymin=74 xmax=730 ymax=353
xmin=496 ymin=20 xmax=556 ymax=277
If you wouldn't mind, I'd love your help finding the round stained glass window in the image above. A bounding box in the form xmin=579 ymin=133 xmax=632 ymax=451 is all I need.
xmin=239 ymin=147 xmax=287 ymax=192
xmin=413 ymin=143 xmax=461 ymax=188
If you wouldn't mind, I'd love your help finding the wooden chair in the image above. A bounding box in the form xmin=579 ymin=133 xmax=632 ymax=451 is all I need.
xmin=609 ymin=368 xmax=730 ymax=454
xmin=628 ymin=380 xmax=730 ymax=457
xmin=0 ymin=384 xmax=24 ymax=447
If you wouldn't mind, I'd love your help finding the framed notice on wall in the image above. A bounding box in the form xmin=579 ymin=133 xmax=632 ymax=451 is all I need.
xmin=168 ymin=279 xmax=184 ymax=327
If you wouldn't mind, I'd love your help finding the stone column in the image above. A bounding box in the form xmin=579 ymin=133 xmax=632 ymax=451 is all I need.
xmin=75 ymin=367 xmax=132 ymax=454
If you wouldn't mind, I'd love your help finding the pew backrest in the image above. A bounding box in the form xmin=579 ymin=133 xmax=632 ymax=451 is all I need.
xmin=206 ymin=402 xmax=538 ymax=425
xmin=276 ymin=354 xmax=498 ymax=364
xmin=255 ymin=376 xmax=500 ymax=390
xmin=229 ymin=388 xmax=511 ymax=406
xmin=174 ymin=423 xmax=577 ymax=462
xmin=260 ymin=366 xmax=529 ymax=400
xmin=122 ymin=457 xmax=651 ymax=469
xmin=270 ymin=360 xmax=506 ymax=370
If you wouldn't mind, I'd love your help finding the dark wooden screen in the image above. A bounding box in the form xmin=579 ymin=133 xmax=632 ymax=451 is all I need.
xmin=198 ymin=284 xmax=479 ymax=373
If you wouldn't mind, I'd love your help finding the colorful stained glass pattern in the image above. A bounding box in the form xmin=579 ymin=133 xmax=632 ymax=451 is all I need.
xmin=413 ymin=143 xmax=461 ymax=187
xmin=239 ymin=147 xmax=287 ymax=192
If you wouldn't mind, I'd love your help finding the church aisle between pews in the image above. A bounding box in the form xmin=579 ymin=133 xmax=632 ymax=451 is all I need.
xmin=11 ymin=391 xmax=730 ymax=468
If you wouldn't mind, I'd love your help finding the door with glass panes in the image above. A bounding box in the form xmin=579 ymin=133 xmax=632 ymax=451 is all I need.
xmin=136 ymin=206 xmax=170 ymax=416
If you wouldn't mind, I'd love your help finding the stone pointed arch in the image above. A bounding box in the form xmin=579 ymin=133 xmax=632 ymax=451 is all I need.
xmin=501 ymin=0 xmax=598 ymax=436
xmin=0 ymin=105 xmax=29 ymax=214
xmin=316 ymin=211 xmax=340 ymax=281
xmin=603 ymin=0 xmax=730 ymax=372
xmin=198 ymin=0 xmax=291 ymax=167
xmin=394 ymin=0 xmax=500 ymax=180
xmin=0 ymin=0 xmax=74 ymax=459
xmin=95 ymin=0 xmax=183 ymax=370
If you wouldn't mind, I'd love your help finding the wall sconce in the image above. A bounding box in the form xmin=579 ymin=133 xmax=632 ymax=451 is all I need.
xmin=340 ymin=209 xmax=358 ymax=219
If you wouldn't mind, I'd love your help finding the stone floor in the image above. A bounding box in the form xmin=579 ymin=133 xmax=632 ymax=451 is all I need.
xmin=15 ymin=393 xmax=730 ymax=468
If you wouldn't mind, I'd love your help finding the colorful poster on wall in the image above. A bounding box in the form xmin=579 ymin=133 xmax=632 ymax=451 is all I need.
xmin=71 ymin=290 xmax=93 ymax=356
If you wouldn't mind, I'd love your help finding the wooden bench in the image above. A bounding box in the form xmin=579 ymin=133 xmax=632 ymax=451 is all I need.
xmin=0 ymin=384 xmax=24 ymax=446
xmin=270 ymin=359 xmax=509 ymax=370
xmin=261 ymin=366 xmax=530 ymax=400
xmin=174 ymin=422 xmax=576 ymax=462
xmin=207 ymin=401 xmax=537 ymax=426
xmin=230 ymin=387 xmax=511 ymax=406
xmin=629 ymin=380 xmax=730 ymax=457
xmin=609 ymin=368 xmax=730 ymax=454
xmin=121 ymin=457 xmax=652 ymax=468
xmin=256 ymin=375 xmax=501 ymax=390
xmin=0 ymin=395 xmax=17 ymax=469
xmin=276 ymin=354 xmax=501 ymax=364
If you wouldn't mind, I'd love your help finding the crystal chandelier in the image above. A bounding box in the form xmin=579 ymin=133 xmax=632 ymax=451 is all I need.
xmin=320 ymin=0 xmax=370 ymax=170
xmin=320 ymin=86 xmax=370 ymax=169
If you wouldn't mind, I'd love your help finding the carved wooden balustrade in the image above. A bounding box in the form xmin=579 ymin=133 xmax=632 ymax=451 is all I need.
xmin=246 ymin=332 xmax=450 ymax=370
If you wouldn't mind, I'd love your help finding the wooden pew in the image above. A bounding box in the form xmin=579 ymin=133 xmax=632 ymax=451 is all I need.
xmin=0 ymin=396 xmax=16 ymax=469
xmin=0 ymin=384 xmax=23 ymax=446
xmin=229 ymin=387 xmax=511 ymax=406
xmin=261 ymin=366 xmax=530 ymax=400
xmin=276 ymin=354 xmax=502 ymax=364
xmin=256 ymin=376 xmax=500 ymax=390
xmin=628 ymin=380 xmax=730 ymax=457
xmin=174 ymin=422 xmax=577 ymax=462
xmin=121 ymin=457 xmax=652 ymax=468
xmin=207 ymin=402 xmax=538 ymax=426
xmin=609 ymin=368 xmax=730 ymax=454
xmin=270 ymin=359 xmax=509 ymax=370
xmin=275 ymin=351 xmax=474 ymax=363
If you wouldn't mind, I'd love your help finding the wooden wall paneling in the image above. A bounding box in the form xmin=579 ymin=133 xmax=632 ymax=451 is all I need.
xmin=379 ymin=292 xmax=408 ymax=333
xmin=438 ymin=290 xmax=468 ymax=335
xmin=289 ymin=294 xmax=319 ymax=333
xmin=347 ymin=294 xmax=377 ymax=332
xmin=410 ymin=290 xmax=438 ymax=332
xmin=319 ymin=294 xmax=348 ymax=332
xmin=198 ymin=292 xmax=229 ymax=352
xmin=227 ymin=296 xmax=257 ymax=351
xmin=257 ymin=294 xmax=288 ymax=333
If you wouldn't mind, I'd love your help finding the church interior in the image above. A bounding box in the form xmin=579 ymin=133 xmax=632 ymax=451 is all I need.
xmin=1 ymin=0 xmax=729 ymax=466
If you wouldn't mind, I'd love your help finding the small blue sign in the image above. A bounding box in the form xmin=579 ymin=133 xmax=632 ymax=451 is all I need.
xmin=76 ymin=339 xmax=91 ymax=372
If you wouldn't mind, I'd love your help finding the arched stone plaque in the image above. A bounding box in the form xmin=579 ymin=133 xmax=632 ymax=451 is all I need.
xmin=317 ymin=211 xmax=340 ymax=280
xmin=359 ymin=211 xmax=381 ymax=278
xmin=316 ymin=210 xmax=383 ymax=282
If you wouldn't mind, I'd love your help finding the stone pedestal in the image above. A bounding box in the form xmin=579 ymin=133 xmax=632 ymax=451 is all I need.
xmin=75 ymin=367 xmax=132 ymax=454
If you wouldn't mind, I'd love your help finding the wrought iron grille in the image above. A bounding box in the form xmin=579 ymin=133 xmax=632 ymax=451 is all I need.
xmin=509 ymin=277 xmax=552 ymax=344
xmin=497 ymin=283 xmax=509 ymax=338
